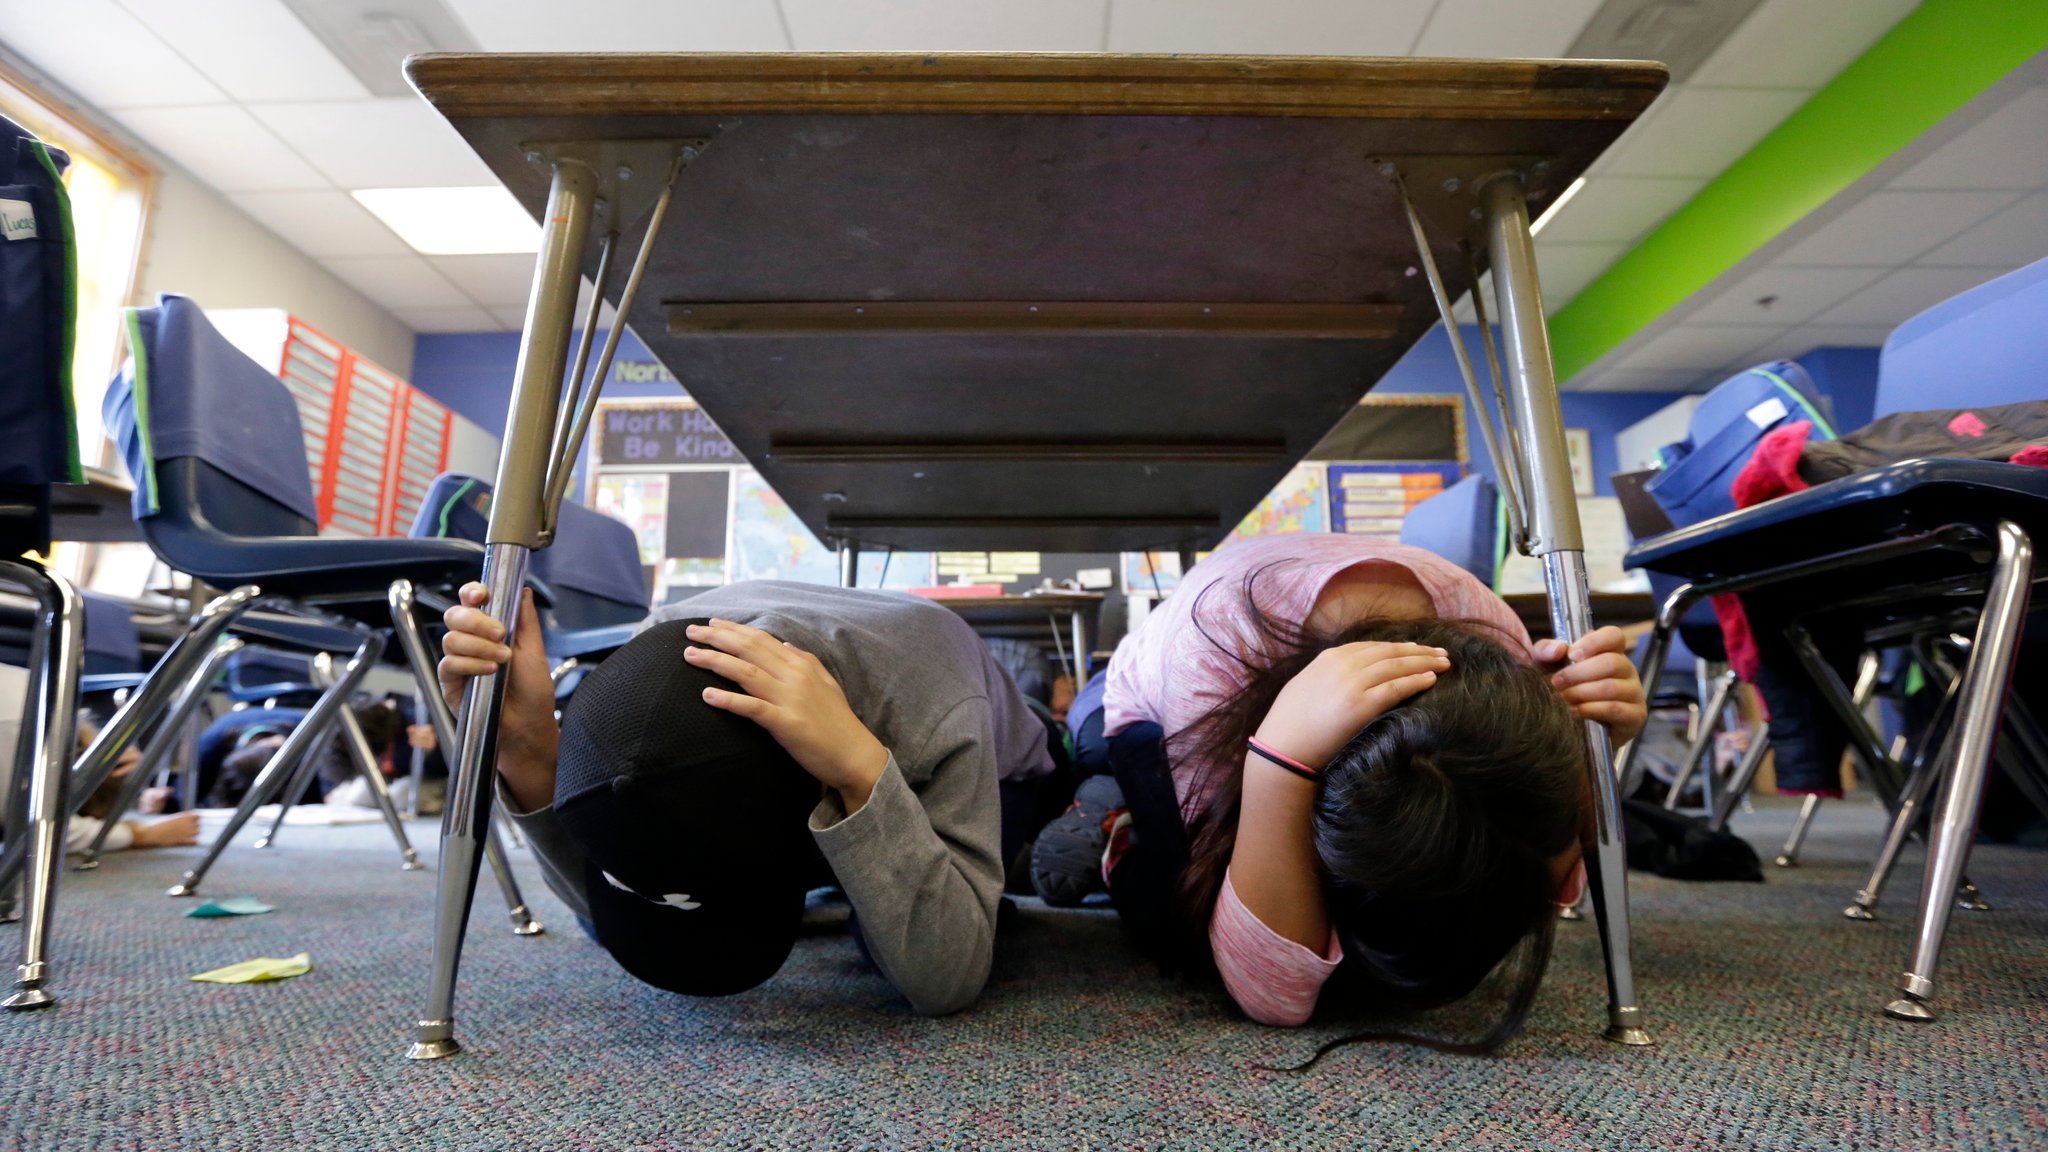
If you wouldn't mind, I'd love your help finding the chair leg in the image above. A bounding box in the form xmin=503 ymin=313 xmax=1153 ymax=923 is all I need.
xmin=1615 ymin=587 xmax=1687 ymax=799
xmin=0 ymin=560 xmax=84 ymax=1010
xmin=1775 ymin=794 xmax=1823 ymax=867
xmin=0 ymin=585 xmax=262 ymax=896
xmin=1885 ymin=522 xmax=2032 ymax=1022
xmin=328 ymin=658 xmax=422 ymax=871
xmin=483 ymin=817 xmax=544 ymax=936
xmin=249 ymin=734 xmax=324 ymax=851
xmin=1479 ymin=174 xmax=1647 ymax=1046
xmin=1706 ymin=725 xmax=1770 ymax=833
xmin=78 ymin=638 xmax=244 ymax=869
xmin=166 ymin=634 xmax=384 ymax=898
xmin=1665 ymin=671 xmax=1735 ymax=811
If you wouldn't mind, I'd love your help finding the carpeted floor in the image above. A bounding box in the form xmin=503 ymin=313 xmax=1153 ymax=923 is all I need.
xmin=1 ymin=798 xmax=2044 ymax=1151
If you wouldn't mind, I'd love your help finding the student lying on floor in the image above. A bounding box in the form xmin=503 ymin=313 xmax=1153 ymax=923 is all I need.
xmin=1032 ymin=534 xmax=1646 ymax=1049
xmin=438 ymin=580 xmax=1057 ymax=1015
xmin=63 ymin=716 xmax=201 ymax=854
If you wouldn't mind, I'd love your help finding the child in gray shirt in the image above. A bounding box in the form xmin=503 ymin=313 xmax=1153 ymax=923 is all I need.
xmin=439 ymin=580 xmax=1054 ymax=1015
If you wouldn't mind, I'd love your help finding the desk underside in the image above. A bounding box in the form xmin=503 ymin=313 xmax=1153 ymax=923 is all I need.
xmin=411 ymin=54 xmax=1663 ymax=551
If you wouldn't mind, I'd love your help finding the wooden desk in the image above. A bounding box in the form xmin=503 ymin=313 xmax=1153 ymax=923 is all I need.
xmin=1506 ymin=591 xmax=1657 ymax=640
xmin=404 ymin=51 xmax=1668 ymax=1057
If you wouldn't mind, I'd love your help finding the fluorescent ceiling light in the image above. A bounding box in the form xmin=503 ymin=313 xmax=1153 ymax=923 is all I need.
xmin=1529 ymin=177 xmax=1586 ymax=237
xmin=351 ymin=186 xmax=539 ymax=255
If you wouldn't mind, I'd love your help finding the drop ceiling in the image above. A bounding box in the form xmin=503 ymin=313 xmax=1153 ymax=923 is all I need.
xmin=1 ymin=0 xmax=1987 ymax=394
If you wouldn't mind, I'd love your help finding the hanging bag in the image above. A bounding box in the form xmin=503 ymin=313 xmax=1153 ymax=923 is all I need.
xmin=1644 ymin=360 xmax=1836 ymax=529
xmin=0 ymin=114 xmax=81 ymax=487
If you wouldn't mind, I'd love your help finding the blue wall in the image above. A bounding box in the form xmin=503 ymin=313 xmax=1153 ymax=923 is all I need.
xmin=412 ymin=324 xmax=1686 ymax=498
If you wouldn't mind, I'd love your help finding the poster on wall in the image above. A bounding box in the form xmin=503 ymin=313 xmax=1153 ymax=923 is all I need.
xmin=1223 ymin=462 xmax=1328 ymax=545
xmin=1325 ymin=462 xmax=1465 ymax=540
xmin=1566 ymin=428 xmax=1596 ymax=497
xmin=725 ymin=468 xmax=935 ymax=589
xmin=593 ymin=473 xmax=668 ymax=565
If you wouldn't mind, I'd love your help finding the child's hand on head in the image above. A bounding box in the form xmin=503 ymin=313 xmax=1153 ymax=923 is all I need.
xmin=684 ymin=619 xmax=891 ymax=812
xmin=1534 ymin=626 xmax=1647 ymax=747
xmin=1255 ymin=641 xmax=1451 ymax=770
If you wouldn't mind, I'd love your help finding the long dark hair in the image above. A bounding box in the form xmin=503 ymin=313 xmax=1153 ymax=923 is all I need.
xmin=1169 ymin=565 xmax=1588 ymax=1056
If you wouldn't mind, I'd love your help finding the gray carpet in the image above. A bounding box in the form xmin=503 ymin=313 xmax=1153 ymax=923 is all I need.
xmin=2 ymin=798 xmax=2044 ymax=1151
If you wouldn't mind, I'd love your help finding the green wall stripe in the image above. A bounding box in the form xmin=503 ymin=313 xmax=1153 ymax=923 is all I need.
xmin=1547 ymin=0 xmax=2048 ymax=381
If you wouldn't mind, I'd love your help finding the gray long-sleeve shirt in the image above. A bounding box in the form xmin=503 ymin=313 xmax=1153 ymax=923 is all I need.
xmin=500 ymin=581 xmax=1053 ymax=1016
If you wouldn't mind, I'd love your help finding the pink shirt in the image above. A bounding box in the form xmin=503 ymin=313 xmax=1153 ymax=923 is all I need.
xmin=1104 ymin=533 xmax=1532 ymax=1025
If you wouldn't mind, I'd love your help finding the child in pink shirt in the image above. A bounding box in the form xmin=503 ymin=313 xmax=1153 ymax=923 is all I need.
xmin=1098 ymin=534 xmax=1643 ymax=1045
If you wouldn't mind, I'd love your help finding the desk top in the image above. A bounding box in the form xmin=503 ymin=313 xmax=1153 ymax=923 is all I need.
xmin=50 ymin=467 xmax=139 ymax=544
xmin=410 ymin=54 xmax=1663 ymax=553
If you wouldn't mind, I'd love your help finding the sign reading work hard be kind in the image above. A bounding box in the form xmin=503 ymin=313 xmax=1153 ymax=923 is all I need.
xmin=598 ymin=400 xmax=740 ymax=466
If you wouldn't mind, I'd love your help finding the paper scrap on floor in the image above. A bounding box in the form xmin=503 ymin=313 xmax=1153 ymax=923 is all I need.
xmin=184 ymin=896 xmax=274 ymax=919
xmin=190 ymin=953 xmax=311 ymax=984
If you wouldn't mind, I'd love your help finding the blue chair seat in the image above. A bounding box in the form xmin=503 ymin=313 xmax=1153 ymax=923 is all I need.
xmin=1625 ymin=458 xmax=2048 ymax=585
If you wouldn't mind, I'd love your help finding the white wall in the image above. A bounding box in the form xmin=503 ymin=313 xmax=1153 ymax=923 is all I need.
xmin=136 ymin=168 xmax=414 ymax=375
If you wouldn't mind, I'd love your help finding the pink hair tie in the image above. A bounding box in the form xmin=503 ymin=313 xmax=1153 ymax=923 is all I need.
xmin=1247 ymin=737 xmax=1319 ymax=782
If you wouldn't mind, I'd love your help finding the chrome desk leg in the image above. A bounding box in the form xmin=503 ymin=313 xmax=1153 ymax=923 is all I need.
xmin=389 ymin=582 xmax=543 ymax=937
xmin=1070 ymin=606 xmax=1090 ymax=691
xmin=0 ymin=559 xmax=84 ymax=1011
xmin=1776 ymin=794 xmax=1823 ymax=868
xmin=166 ymin=635 xmax=383 ymax=898
xmin=838 ymin=543 xmax=858 ymax=588
xmin=0 ymin=586 xmax=261 ymax=895
xmin=1886 ymin=522 xmax=2032 ymax=1022
xmin=411 ymin=156 xmax=594 ymax=1062
xmin=1480 ymin=174 xmax=1647 ymax=1046
xmin=78 ymin=638 xmax=244 ymax=869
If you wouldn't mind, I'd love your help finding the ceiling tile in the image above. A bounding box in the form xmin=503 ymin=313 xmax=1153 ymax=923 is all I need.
xmin=1535 ymin=177 xmax=1706 ymax=245
xmin=0 ymin=0 xmax=227 ymax=109
xmin=1613 ymin=324 xmax=1786 ymax=374
xmin=1890 ymin=86 xmax=2048 ymax=191
xmin=1773 ymin=190 xmax=2021 ymax=267
xmin=230 ymin=190 xmax=410 ymax=257
xmin=249 ymin=98 xmax=493 ymax=188
xmin=445 ymin=0 xmax=788 ymax=51
xmin=1532 ymin=242 xmax=1627 ymax=310
xmin=120 ymin=0 xmax=369 ymax=102
xmin=1108 ymin=0 xmax=1435 ymax=55
xmin=1595 ymin=87 xmax=1812 ymax=178
xmin=1810 ymin=267 xmax=2004 ymax=327
xmin=1770 ymin=323 xmax=1897 ymax=356
xmin=1689 ymin=0 xmax=1919 ymax=89
xmin=784 ymin=0 xmax=1106 ymax=51
xmin=1411 ymin=0 xmax=1602 ymax=58
xmin=111 ymin=105 xmax=328 ymax=192
xmin=489 ymin=305 xmax=535 ymax=330
xmin=1917 ymin=192 xmax=2048 ymax=269
xmin=1688 ymin=265 xmax=1886 ymax=325
xmin=395 ymin=305 xmax=505 ymax=333
xmin=432 ymin=254 xmax=540 ymax=308
xmin=1574 ymin=368 xmax=1708 ymax=393
xmin=322 ymin=255 xmax=472 ymax=309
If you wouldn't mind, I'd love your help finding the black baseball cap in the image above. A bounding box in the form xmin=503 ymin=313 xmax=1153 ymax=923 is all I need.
xmin=554 ymin=619 xmax=820 ymax=997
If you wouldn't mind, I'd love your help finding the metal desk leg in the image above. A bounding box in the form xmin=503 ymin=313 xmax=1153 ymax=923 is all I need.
xmin=838 ymin=543 xmax=858 ymax=588
xmin=1886 ymin=521 xmax=2032 ymax=1022
xmin=0 ymin=559 xmax=84 ymax=1011
xmin=388 ymin=581 xmax=543 ymax=937
xmin=1070 ymin=608 xmax=1090 ymax=691
xmin=1480 ymin=174 xmax=1648 ymax=1046
xmin=166 ymin=634 xmax=383 ymax=898
xmin=411 ymin=158 xmax=595 ymax=1062
xmin=78 ymin=638 xmax=244 ymax=869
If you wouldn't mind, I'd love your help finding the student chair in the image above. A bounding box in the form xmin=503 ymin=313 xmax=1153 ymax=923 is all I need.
xmin=1399 ymin=473 xmax=1507 ymax=587
xmin=1622 ymin=258 xmax=2048 ymax=1023
xmin=0 ymin=298 xmax=547 ymax=997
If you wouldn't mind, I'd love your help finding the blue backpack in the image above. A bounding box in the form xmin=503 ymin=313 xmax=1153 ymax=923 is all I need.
xmin=0 ymin=114 xmax=80 ymax=487
xmin=1644 ymin=360 xmax=1837 ymax=529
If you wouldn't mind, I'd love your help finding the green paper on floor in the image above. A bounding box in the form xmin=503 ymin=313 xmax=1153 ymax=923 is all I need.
xmin=189 ymin=952 xmax=311 ymax=984
xmin=184 ymin=896 xmax=275 ymax=919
